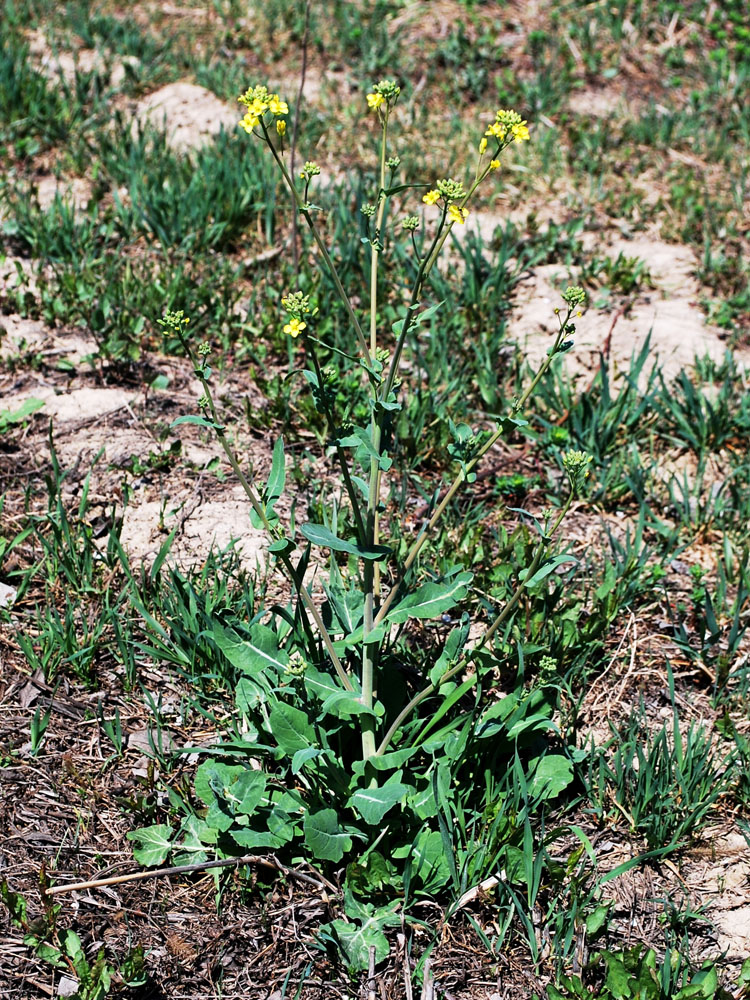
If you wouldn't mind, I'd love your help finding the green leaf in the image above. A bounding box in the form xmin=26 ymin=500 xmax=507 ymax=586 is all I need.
xmin=170 ymin=414 xmax=221 ymax=430
xmin=528 ymin=755 xmax=573 ymax=801
xmin=346 ymin=851 xmax=397 ymax=894
xmin=305 ymin=665 xmax=345 ymax=701
xmin=230 ymin=770 xmax=267 ymax=815
xmin=267 ymin=435 xmax=286 ymax=503
xmin=429 ymin=618 xmax=470 ymax=685
xmin=349 ymin=776 xmax=408 ymax=825
xmin=230 ymin=828 xmax=286 ymax=850
xmin=194 ymin=761 xmax=246 ymax=806
xmin=332 ymin=621 xmax=388 ymax=652
xmin=0 ymin=881 xmax=28 ymax=926
xmin=236 ymin=676 xmax=266 ymax=714
xmin=268 ymin=701 xmax=316 ymax=755
xmin=603 ymin=952 xmax=635 ymax=999
xmin=301 ymin=523 xmax=390 ymax=561
xmin=127 ymin=824 xmax=173 ymax=867
xmin=585 ymin=902 xmax=611 ymax=937
xmin=291 ymin=746 xmax=326 ymax=774
xmin=323 ymin=583 xmax=364 ymax=635
xmin=388 ymin=572 xmax=473 ymax=624
xmin=212 ymin=622 xmax=288 ymax=680
xmin=400 ymin=828 xmax=452 ymax=893
xmin=330 ymin=915 xmax=390 ymax=971
xmin=321 ymin=690 xmax=376 ymax=719
xmin=173 ymin=815 xmax=211 ymax=865
xmin=303 ymin=808 xmax=353 ymax=862
xmin=0 ymin=397 xmax=44 ymax=428
xmin=522 ymin=554 xmax=578 ymax=589
xmin=268 ymin=536 xmax=295 ymax=556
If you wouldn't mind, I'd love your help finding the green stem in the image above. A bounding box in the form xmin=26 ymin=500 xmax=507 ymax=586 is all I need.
xmin=360 ymin=111 xmax=390 ymax=761
xmin=179 ymin=337 xmax=353 ymax=693
xmin=307 ymin=342 xmax=367 ymax=543
xmin=375 ymin=489 xmax=575 ymax=756
xmin=262 ymin=124 xmax=371 ymax=363
xmin=373 ymin=310 xmax=573 ymax=628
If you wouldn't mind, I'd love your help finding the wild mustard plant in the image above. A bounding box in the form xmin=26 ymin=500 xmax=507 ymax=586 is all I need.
xmin=167 ymin=80 xmax=585 ymax=761
xmin=156 ymin=80 xmax=591 ymax=887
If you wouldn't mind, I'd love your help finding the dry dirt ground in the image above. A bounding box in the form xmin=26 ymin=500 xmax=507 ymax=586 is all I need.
xmin=2 ymin=69 xmax=750 ymax=999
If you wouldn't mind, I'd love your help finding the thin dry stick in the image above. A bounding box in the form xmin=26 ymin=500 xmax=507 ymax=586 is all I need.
xmin=43 ymin=854 xmax=335 ymax=898
xmin=367 ymin=945 xmax=377 ymax=1000
xmin=399 ymin=933 xmax=414 ymax=1000
xmin=421 ymin=957 xmax=435 ymax=1000
xmin=586 ymin=611 xmax=635 ymax=715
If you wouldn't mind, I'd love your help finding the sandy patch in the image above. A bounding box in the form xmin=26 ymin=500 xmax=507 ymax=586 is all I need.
xmin=510 ymin=238 xmax=738 ymax=380
xmin=567 ymin=84 xmax=634 ymax=119
xmin=0 ymin=315 xmax=98 ymax=364
xmin=35 ymin=175 xmax=93 ymax=212
xmin=0 ymin=256 xmax=38 ymax=299
xmin=119 ymin=489 xmax=268 ymax=571
xmin=687 ymin=831 xmax=750 ymax=961
xmin=25 ymin=29 xmax=138 ymax=87
xmin=0 ymin=385 xmax=133 ymax=423
xmin=133 ymin=82 xmax=239 ymax=152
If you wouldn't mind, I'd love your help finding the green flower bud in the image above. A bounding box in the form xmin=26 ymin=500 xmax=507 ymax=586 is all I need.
xmin=562 ymin=450 xmax=593 ymax=495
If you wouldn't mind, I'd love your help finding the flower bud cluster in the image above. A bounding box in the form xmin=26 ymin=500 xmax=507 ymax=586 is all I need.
xmin=281 ymin=291 xmax=312 ymax=339
xmin=562 ymin=450 xmax=593 ymax=496
xmin=366 ymin=79 xmax=401 ymax=112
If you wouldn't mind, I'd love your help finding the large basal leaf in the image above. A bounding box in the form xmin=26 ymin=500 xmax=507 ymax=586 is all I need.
xmin=229 ymin=770 xmax=267 ymax=816
xmin=212 ymin=622 xmax=289 ymax=679
xmin=194 ymin=761 xmax=247 ymax=806
xmin=329 ymin=916 xmax=390 ymax=972
xmin=349 ymin=775 xmax=408 ymax=826
xmin=300 ymin=522 xmax=391 ymax=561
xmin=528 ymin=754 xmax=573 ymax=801
xmin=127 ymin=824 xmax=173 ymax=867
xmin=407 ymin=828 xmax=452 ymax=893
xmin=303 ymin=808 xmax=352 ymax=862
xmin=321 ymin=689 xmax=376 ymax=720
xmin=268 ymin=701 xmax=316 ymax=755
xmin=387 ymin=572 xmax=473 ymax=624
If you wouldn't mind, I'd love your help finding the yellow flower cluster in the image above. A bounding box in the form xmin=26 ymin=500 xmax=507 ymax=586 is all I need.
xmin=484 ymin=108 xmax=530 ymax=144
xmin=422 ymin=178 xmax=469 ymax=223
xmin=366 ymin=79 xmax=401 ymax=115
xmin=448 ymin=205 xmax=469 ymax=225
xmin=238 ymin=85 xmax=289 ymax=134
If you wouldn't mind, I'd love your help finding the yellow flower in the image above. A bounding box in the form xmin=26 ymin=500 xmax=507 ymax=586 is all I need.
xmin=485 ymin=122 xmax=507 ymax=140
xmin=283 ymin=318 xmax=306 ymax=338
xmin=276 ymin=119 xmax=286 ymax=137
xmin=422 ymin=189 xmax=440 ymax=205
xmin=239 ymin=112 xmax=260 ymax=133
xmin=367 ymin=92 xmax=385 ymax=110
xmin=249 ymin=97 xmax=268 ymax=116
xmin=269 ymin=95 xmax=289 ymax=116
xmin=512 ymin=122 xmax=530 ymax=142
xmin=448 ymin=205 xmax=469 ymax=225
xmin=479 ymin=137 xmax=487 ymax=154
xmin=489 ymin=159 xmax=500 ymax=170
